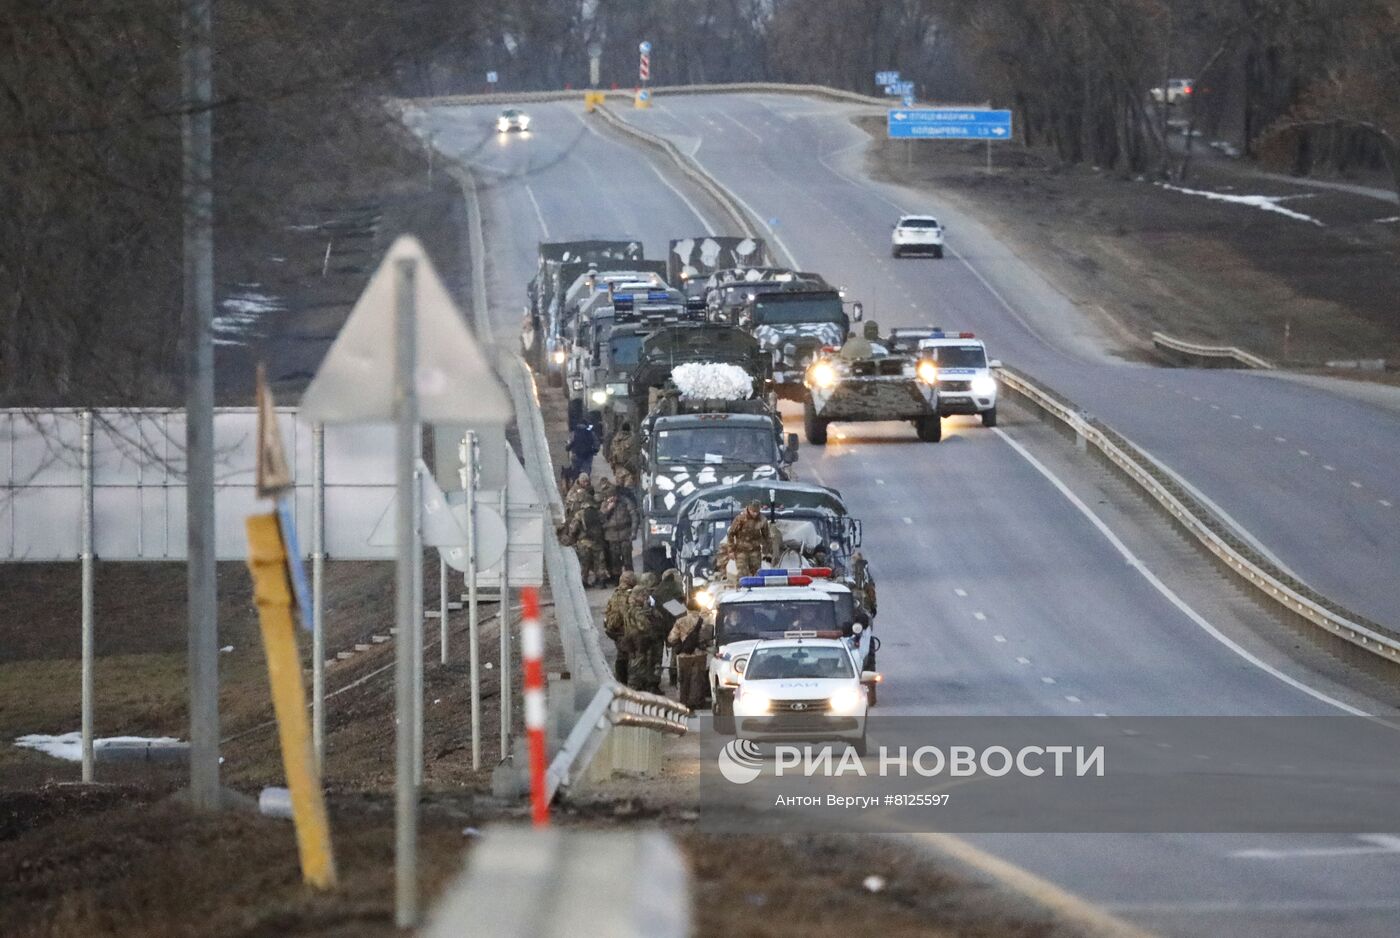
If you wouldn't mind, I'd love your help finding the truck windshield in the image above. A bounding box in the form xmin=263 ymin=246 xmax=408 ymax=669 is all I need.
xmin=929 ymin=345 xmax=987 ymax=368
xmin=655 ymin=427 xmax=775 ymax=464
xmin=753 ymin=295 xmax=846 ymax=326
xmin=716 ymin=601 xmax=837 ymax=643
xmin=609 ymin=335 xmax=643 ymax=367
xmin=746 ymin=645 xmax=853 ymax=680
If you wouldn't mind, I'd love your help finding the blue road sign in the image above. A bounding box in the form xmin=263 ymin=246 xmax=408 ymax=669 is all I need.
xmin=902 ymin=94 xmax=914 ymax=107
xmin=887 ymin=108 xmax=1013 ymax=140
xmin=639 ymin=40 xmax=652 ymax=53
xmin=875 ymin=70 xmax=900 ymax=87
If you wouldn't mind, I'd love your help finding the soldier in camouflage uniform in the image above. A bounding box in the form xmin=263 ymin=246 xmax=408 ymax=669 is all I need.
xmin=561 ymin=498 xmax=607 ymax=587
xmin=608 ymin=421 xmax=640 ymax=478
xmin=563 ymin=473 xmax=596 ymax=518
xmin=600 ymin=481 xmax=638 ymax=582
xmin=667 ymin=609 xmax=709 ymax=710
xmin=722 ymin=501 xmax=772 ymax=578
xmin=653 ymin=568 xmax=687 ymax=686
xmin=624 ymin=582 xmax=664 ymax=692
xmin=604 ymin=570 xmax=637 ymax=683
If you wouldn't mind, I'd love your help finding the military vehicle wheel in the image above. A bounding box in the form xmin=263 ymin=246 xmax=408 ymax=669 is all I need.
xmin=981 ymin=407 xmax=997 ymax=428
xmin=803 ymin=398 xmax=829 ymax=445
xmin=916 ymin=414 xmax=942 ymax=442
xmin=713 ymin=689 xmax=736 ymax=735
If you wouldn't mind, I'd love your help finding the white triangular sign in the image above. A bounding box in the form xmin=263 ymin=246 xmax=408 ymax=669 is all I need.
xmin=368 ymin=460 xmax=470 ymax=547
xmin=300 ymin=235 xmax=513 ymax=425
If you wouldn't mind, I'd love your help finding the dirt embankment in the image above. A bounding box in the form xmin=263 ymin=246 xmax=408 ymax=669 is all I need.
xmin=860 ymin=117 xmax=1400 ymax=370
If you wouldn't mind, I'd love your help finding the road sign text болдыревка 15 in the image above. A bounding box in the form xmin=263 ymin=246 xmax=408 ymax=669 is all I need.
xmin=888 ymin=109 xmax=1013 ymax=140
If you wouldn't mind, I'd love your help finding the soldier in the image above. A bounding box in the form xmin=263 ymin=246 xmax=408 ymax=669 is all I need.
xmin=604 ymin=571 xmax=637 ymax=683
xmin=653 ymin=568 xmax=688 ymax=685
xmin=566 ymin=415 xmax=600 ymax=479
xmin=852 ymin=550 xmax=877 ymax=617
xmin=614 ymin=466 xmax=642 ymax=534
xmin=722 ymin=501 xmax=772 ymax=578
xmin=838 ymin=329 xmax=872 ymax=361
xmin=563 ymin=473 xmax=596 ymax=519
xmin=624 ymin=584 xmax=663 ymax=692
xmin=608 ymin=421 xmax=639 ymax=477
xmin=600 ymin=481 xmax=638 ymax=581
xmin=667 ymin=609 xmax=709 ymax=710
xmin=562 ymin=499 xmax=608 ymax=587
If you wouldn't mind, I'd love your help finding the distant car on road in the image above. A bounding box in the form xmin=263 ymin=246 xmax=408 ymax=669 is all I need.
xmin=496 ymin=107 xmax=531 ymax=133
xmin=891 ymin=214 xmax=945 ymax=259
xmin=1150 ymin=79 xmax=1194 ymax=105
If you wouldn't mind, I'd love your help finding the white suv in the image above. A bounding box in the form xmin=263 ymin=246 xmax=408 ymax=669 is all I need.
xmin=732 ymin=635 xmax=877 ymax=755
xmin=892 ymin=214 xmax=945 ymax=259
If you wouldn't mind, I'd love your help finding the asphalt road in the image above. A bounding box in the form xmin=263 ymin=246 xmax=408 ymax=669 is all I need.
xmin=415 ymin=97 xmax=1400 ymax=938
xmin=619 ymin=93 xmax=1400 ymax=635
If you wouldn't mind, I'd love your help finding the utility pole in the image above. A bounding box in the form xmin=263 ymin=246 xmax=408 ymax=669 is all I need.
xmin=182 ymin=0 xmax=220 ymax=811
xmin=393 ymin=258 xmax=420 ymax=927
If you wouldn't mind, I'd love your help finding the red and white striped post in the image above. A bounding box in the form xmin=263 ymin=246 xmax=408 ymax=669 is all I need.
xmin=520 ymin=587 xmax=549 ymax=826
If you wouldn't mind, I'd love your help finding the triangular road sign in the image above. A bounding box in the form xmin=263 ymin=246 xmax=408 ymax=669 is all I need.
xmin=368 ymin=459 xmax=470 ymax=547
xmin=300 ymin=235 xmax=513 ymax=426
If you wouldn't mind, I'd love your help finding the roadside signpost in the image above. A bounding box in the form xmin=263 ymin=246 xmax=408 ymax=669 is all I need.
xmin=486 ymin=70 xmax=498 ymax=86
xmin=875 ymin=70 xmax=900 ymax=89
xmin=637 ymin=40 xmax=652 ymax=108
xmin=887 ymin=108 xmax=1014 ymax=172
xmin=301 ymin=235 xmax=511 ymax=928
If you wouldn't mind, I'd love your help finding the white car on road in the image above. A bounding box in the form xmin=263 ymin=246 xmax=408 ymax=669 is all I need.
xmin=888 ymin=329 xmax=1001 ymax=427
xmin=496 ymin=107 xmax=531 ymax=133
xmin=892 ymin=214 xmax=945 ymax=259
xmin=733 ymin=634 xmax=878 ymax=755
xmin=1150 ymin=79 xmax=1194 ymax=106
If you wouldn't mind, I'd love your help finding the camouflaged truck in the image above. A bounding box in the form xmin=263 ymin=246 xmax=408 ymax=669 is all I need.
xmin=739 ymin=288 xmax=864 ymax=401
xmin=638 ymin=411 xmax=797 ymax=573
xmin=667 ymin=235 xmax=771 ymax=291
xmin=801 ymin=337 xmax=942 ymax=444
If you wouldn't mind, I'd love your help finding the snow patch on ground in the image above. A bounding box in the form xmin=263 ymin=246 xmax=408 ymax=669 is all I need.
xmin=672 ymin=362 xmax=753 ymax=400
xmin=214 ymin=288 xmax=285 ymax=347
xmin=1157 ymin=183 xmax=1325 ymax=226
xmin=15 ymin=732 xmax=184 ymax=762
xmin=1375 ymin=216 xmax=1400 ymax=224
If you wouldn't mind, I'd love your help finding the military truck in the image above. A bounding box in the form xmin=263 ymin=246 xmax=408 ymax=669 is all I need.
xmin=801 ymin=338 xmax=942 ymax=444
xmin=524 ymin=239 xmax=646 ymax=381
xmin=627 ymin=322 xmax=770 ymax=413
xmin=667 ymin=235 xmax=771 ymax=287
xmin=740 ymin=288 xmax=864 ymax=401
xmin=638 ymin=411 xmax=796 ymax=573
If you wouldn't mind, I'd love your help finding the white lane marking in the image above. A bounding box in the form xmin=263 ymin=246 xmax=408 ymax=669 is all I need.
xmin=1231 ymin=414 xmax=1242 ymax=419
xmin=1298 ymin=449 xmax=1310 ymax=457
xmin=1065 ymin=695 xmax=1081 ymax=703
xmin=992 ymin=427 xmax=1368 ymax=716
xmin=902 ymin=517 xmax=913 ymax=524
xmin=1093 ymin=712 xmax=1109 ymax=718
xmin=1015 ymin=656 xmax=1031 ymax=665
xmin=876 ymin=479 xmax=885 ymax=485
xmin=1323 ymin=464 xmax=1336 ymax=471
xmin=1191 ymin=396 xmax=1202 ymax=402
xmin=993 ymin=634 xmax=1007 ymax=643
xmin=954 ymin=588 xmax=967 ymax=597
xmin=524 ymin=184 xmax=550 ymax=238
xmin=1209 ymin=404 xmax=1221 ymax=410
xmin=1252 ymin=424 xmax=1264 ymax=430
xmin=973 ymin=611 xmax=987 ymax=621
xmin=1041 ymin=676 xmax=1057 ymax=685
xmin=1274 ymin=436 xmax=1287 ymax=443
xmin=719 ymin=110 xmax=764 ymax=143
xmin=1232 ymin=834 xmax=1400 ymax=860
xmin=644 ymin=161 xmax=715 ymax=233
xmin=1351 ymin=480 xmax=1364 ymax=488
xmin=1381 ymin=500 xmax=1393 ymax=508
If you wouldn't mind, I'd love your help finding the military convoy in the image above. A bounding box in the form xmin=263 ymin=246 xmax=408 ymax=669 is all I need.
xmin=526 ymin=229 xmax=1004 ymax=715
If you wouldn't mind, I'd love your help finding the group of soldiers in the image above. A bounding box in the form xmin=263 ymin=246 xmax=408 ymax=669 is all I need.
xmin=601 ymin=567 xmax=710 ymax=707
xmin=558 ymin=473 xmax=637 ymax=587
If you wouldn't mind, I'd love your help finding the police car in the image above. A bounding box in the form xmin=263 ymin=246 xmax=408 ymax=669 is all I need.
xmin=889 ymin=329 xmax=1001 ymax=427
xmin=732 ymin=633 xmax=876 ymax=755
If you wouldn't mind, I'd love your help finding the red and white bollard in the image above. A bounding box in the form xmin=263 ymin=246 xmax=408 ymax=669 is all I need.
xmin=520 ymin=587 xmax=549 ymax=826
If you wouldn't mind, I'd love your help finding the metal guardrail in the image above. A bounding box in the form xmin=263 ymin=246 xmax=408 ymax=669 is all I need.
xmin=547 ymin=683 xmax=691 ymax=801
xmin=997 ymin=365 xmax=1400 ymax=663
xmin=592 ymin=104 xmax=760 ymax=240
xmin=409 ymin=81 xmax=892 ymax=110
xmin=1151 ymin=331 xmax=1274 ymax=370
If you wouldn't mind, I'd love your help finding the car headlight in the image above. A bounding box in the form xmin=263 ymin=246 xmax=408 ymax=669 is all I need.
xmin=589 ymin=389 xmax=608 ymax=405
xmin=916 ymin=359 xmax=938 ymax=384
xmin=519 ymin=116 xmax=531 ymax=128
xmin=497 ymin=119 xmax=509 ymax=131
xmin=648 ymin=520 xmax=674 ymax=537
xmin=551 ymin=349 xmax=567 ymax=365
xmin=809 ymin=360 xmax=838 ymax=389
xmin=733 ymin=656 xmax=749 ymax=676
xmin=692 ymin=588 xmax=715 ymax=610
xmin=828 ymin=686 xmax=863 ymax=715
xmin=735 ymin=686 xmax=769 ymax=715
xmin=971 ymin=374 xmax=997 ymax=396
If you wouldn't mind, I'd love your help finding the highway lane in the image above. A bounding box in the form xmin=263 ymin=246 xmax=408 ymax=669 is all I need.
xmin=417 ymin=98 xmax=1400 ymax=937
xmin=619 ymin=93 xmax=1400 ymax=631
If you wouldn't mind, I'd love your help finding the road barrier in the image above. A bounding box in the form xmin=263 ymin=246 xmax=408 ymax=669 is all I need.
xmin=998 ymin=366 xmax=1400 ymax=665
xmin=423 ymin=828 xmax=689 ymax=938
xmin=547 ymin=683 xmax=690 ymax=800
xmin=1151 ymin=331 xmax=1274 ymax=370
xmin=408 ymin=81 xmax=891 ymax=111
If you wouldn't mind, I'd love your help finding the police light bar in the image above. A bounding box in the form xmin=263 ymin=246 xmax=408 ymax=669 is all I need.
xmin=738 ymin=574 xmax=814 ymax=588
xmin=757 ymin=567 xmax=832 ymax=579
